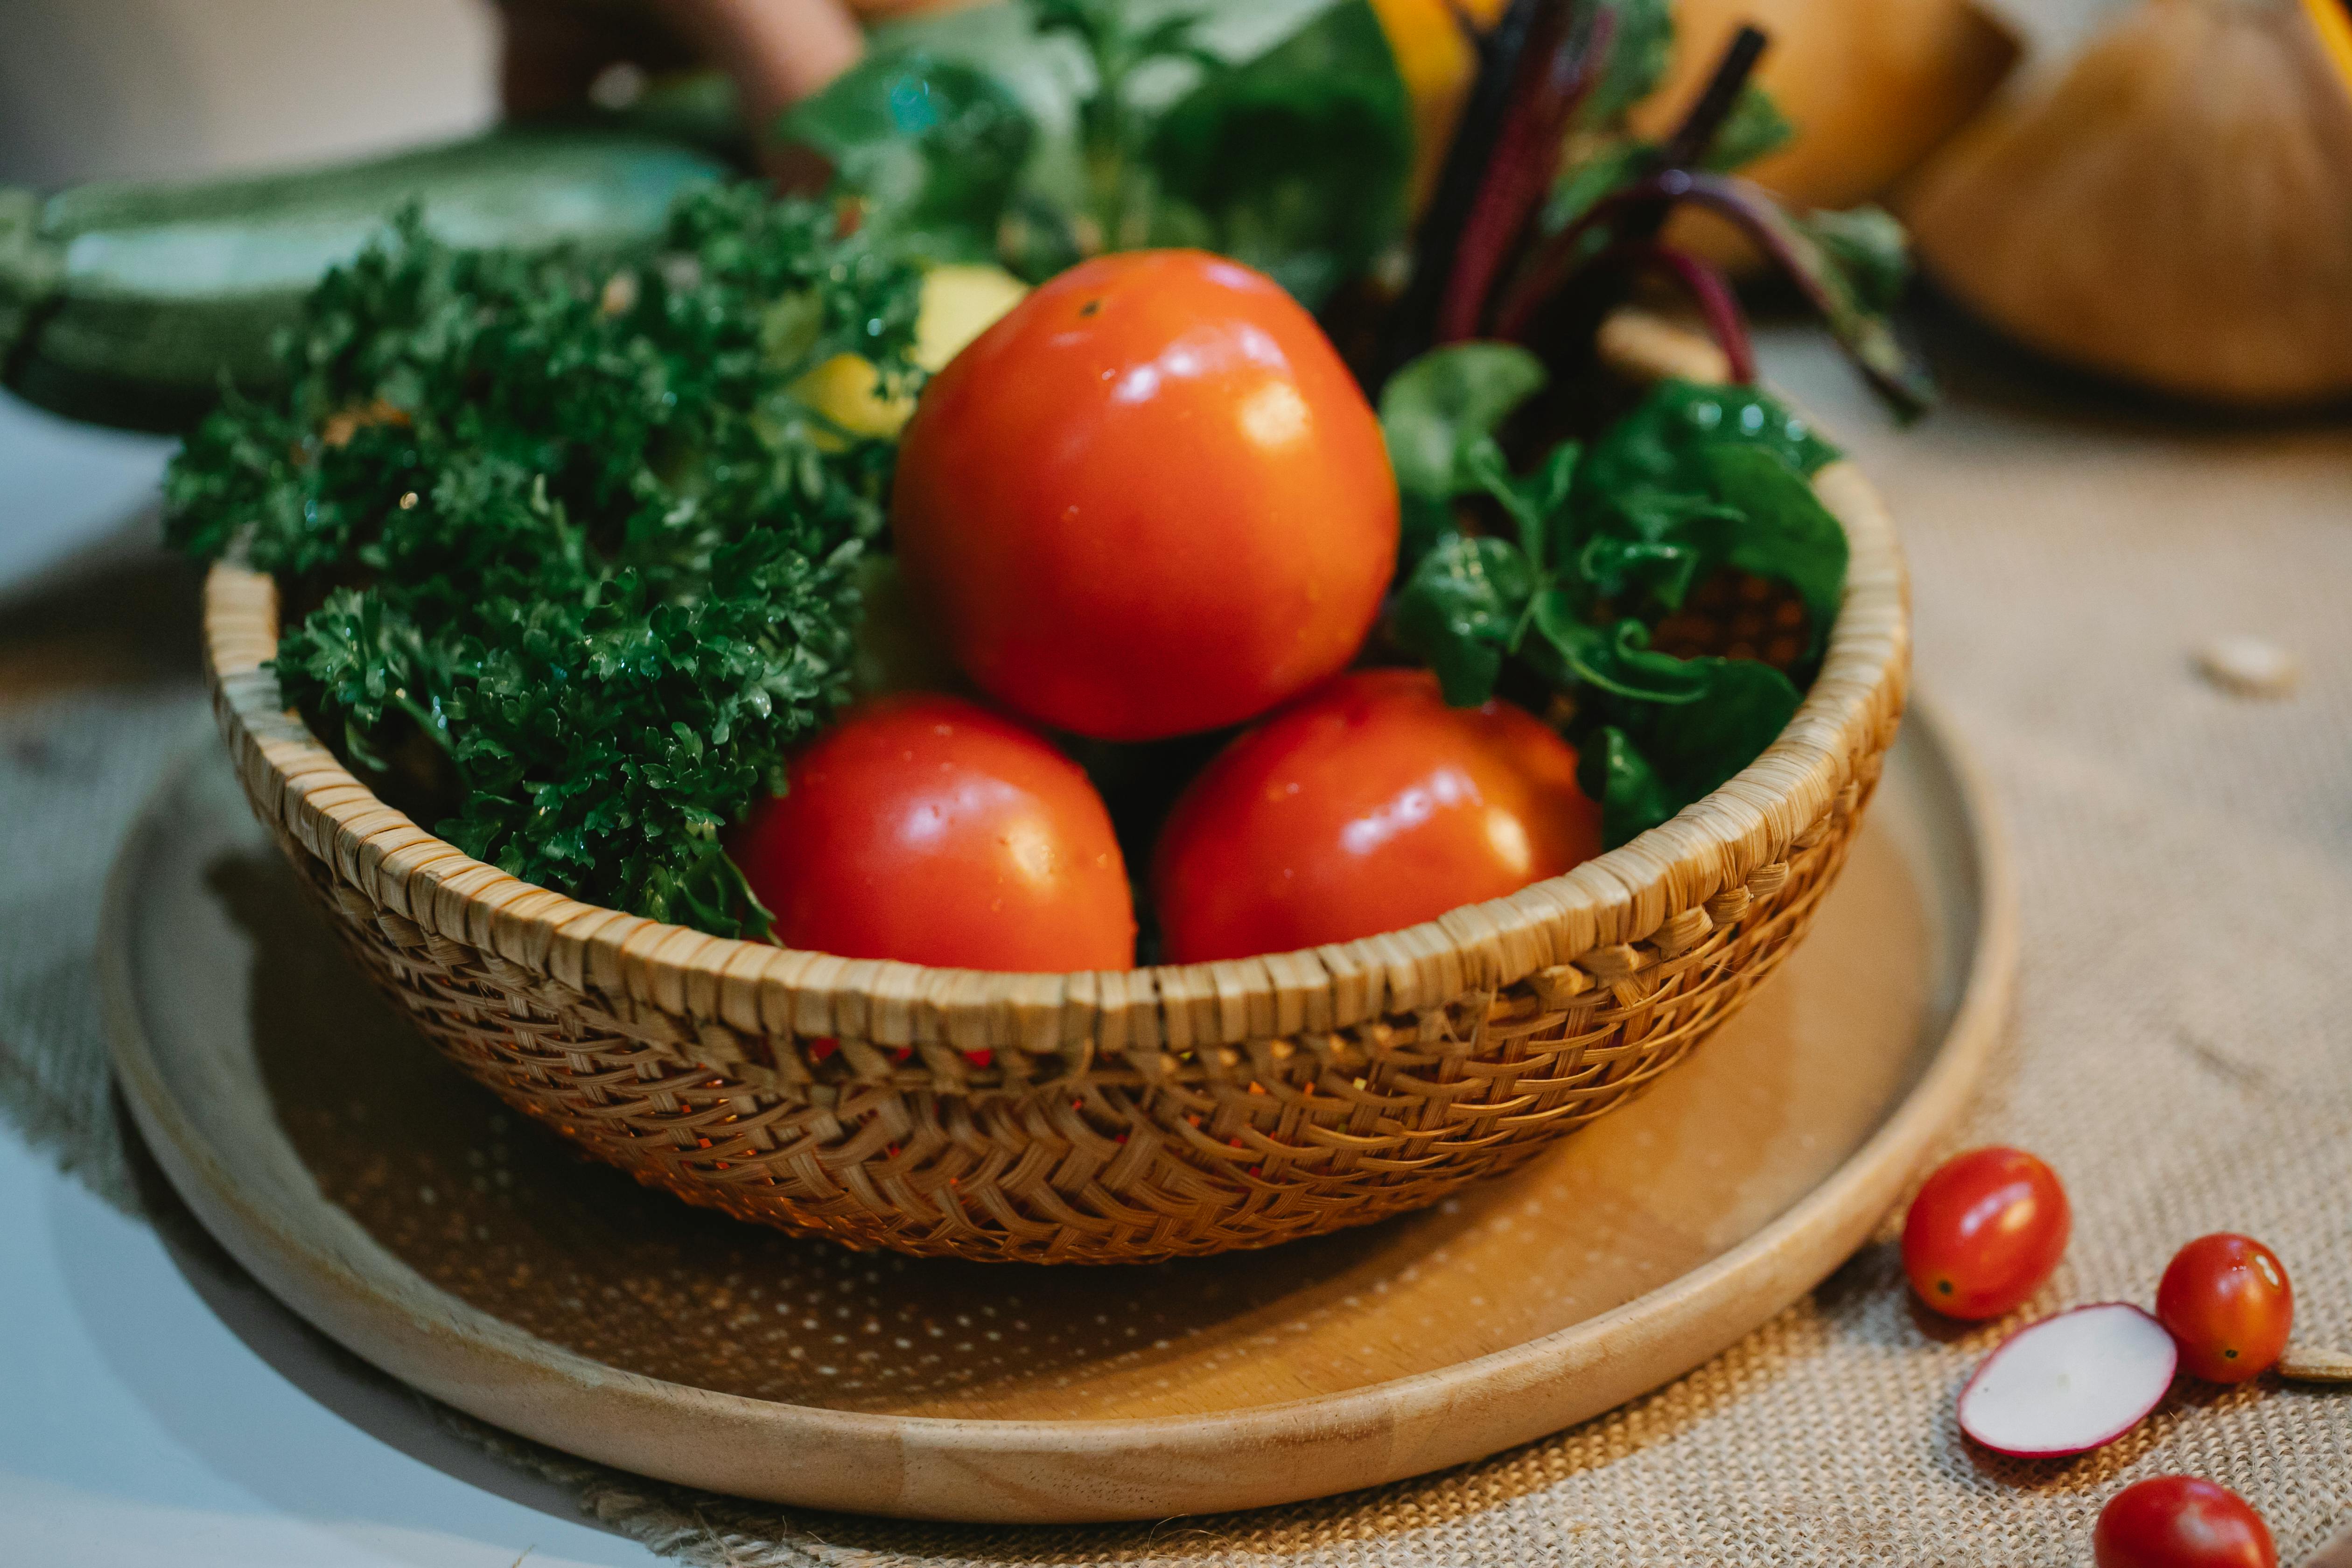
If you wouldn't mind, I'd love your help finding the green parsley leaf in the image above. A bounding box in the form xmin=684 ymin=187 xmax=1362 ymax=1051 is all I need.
xmin=166 ymin=184 xmax=924 ymax=938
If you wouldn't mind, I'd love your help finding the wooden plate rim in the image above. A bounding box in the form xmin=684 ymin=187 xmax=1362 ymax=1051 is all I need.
xmin=103 ymin=698 xmax=2011 ymax=1522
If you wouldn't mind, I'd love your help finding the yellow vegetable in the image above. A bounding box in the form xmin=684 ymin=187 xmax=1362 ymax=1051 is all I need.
xmin=792 ymin=262 xmax=1027 ymax=438
xmin=1632 ymin=0 xmax=2017 ymax=213
xmin=1904 ymin=0 xmax=2352 ymax=407
xmin=911 ymin=261 xmax=1030 ymax=371
xmin=793 ymin=352 xmax=908 ymax=440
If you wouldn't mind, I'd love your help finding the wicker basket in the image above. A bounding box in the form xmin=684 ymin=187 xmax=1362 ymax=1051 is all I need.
xmin=201 ymin=459 xmax=1906 ymax=1264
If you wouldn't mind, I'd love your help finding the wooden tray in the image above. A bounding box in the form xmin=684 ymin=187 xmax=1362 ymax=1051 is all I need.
xmin=103 ymin=703 xmax=2012 ymax=1525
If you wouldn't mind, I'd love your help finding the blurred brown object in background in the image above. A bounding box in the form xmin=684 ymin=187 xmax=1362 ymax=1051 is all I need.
xmin=1631 ymin=0 xmax=2018 ymax=270
xmin=1633 ymin=0 xmax=2018 ymax=212
xmin=1903 ymin=0 xmax=2352 ymax=409
xmin=494 ymin=0 xmax=879 ymax=152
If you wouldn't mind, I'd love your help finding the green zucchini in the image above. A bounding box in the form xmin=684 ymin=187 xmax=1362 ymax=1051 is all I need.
xmin=0 ymin=126 xmax=728 ymax=431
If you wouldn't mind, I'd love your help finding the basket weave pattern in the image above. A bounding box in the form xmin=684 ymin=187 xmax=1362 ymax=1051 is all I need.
xmin=203 ymin=465 xmax=1907 ymax=1264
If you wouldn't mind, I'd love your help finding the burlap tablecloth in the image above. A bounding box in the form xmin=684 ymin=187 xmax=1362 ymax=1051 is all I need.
xmin=4 ymin=325 xmax=2348 ymax=1565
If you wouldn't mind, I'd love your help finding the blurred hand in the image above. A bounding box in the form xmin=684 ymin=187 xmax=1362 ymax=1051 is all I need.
xmin=495 ymin=0 xmax=869 ymax=151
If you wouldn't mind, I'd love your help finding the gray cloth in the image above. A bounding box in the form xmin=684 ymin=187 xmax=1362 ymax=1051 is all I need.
xmin=5 ymin=328 xmax=2349 ymax=1564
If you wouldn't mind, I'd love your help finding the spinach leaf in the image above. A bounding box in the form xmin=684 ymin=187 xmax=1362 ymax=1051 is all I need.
xmin=1799 ymin=203 xmax=1910 ymax=316
xmin=1147 ymin=0 xmax=1411 ymax=306
xmin=1582 ymin=0 xmax=1674 ymax=125
xmin=1388 ymin=533 xmax=1538 ymax=707
xmin=1468 ymin=437 xmax=1579 ymax=571
xmin=1702 ymin=83 xmax=1794 ymax=172
xmin=1578 ymin=655 xmax=1802 ymax=841
xmin=1379 ymin=340 xmax=1547 ymax=567
xmin=1579 ymin=377 xmax=1837 ymax=499
xmin=1572 ymin=529 xmax=1705 ymax=610
xmin=1527 ymin=606 xmax=1713 ymax=703
xmin=777 ymin=52 xmax=1036 ymax=264
xmin=789 ymin=0 xmax=1409 ymax=307
xmin=1379 ymin=351 xmax=1846 ymax=852
xmin=1379 ymin=340 xmax=1548 ymax=502
xmin=1681 ymin=443 xmax=1848 ymax=659
xmin=1576 ymin=726 xmax=1678 ymax=850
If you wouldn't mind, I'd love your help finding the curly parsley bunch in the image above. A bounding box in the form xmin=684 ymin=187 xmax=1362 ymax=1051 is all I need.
xmin=167 ymin=183 xmax=925 ymax=936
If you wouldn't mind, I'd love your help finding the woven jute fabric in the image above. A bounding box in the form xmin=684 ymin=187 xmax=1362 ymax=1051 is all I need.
xmin=3 ymin=334 xmax=2348 ymax=1563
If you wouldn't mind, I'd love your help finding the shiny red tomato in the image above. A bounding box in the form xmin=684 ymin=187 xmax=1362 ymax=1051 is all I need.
xmin=1150 ymin=668 xmax=1603 ymax=963
xmin=1901 ymin=1147 xmax=2071 ymax=1320
xmin=2093 ymin=1477 xmax=2277 ymax=1568
xmin=2156 ymin=1234 xmax=2294 ymax=1383
xmin=892 ymin=250 xmax=1399 ymax=742
xmin=731 ymin=694 xmax=1134 ymax=971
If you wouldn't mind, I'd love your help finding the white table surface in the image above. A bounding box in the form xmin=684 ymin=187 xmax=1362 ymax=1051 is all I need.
xmin=0 ymin=379 xmax=664 ymax=1564
xmin=0 ymin=1131 xmax=663 ymax=1568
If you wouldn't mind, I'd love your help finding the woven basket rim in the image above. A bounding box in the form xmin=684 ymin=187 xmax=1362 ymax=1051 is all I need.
xmin=203 ymin=462 xmax=1906 ymax=1055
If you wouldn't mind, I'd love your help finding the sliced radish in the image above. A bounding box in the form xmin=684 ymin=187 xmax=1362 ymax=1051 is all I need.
xmin=1957 ymin=1302 xmax=2178 ymax=1457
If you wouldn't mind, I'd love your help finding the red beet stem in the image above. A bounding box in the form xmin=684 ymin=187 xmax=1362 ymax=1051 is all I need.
xmin=1433 ymin=0 xmax=1608 ymax=342
xmin=1493 ymin=168 xmax=1932 ymax=414
xmin=1629 ymin=244 xmax=1756 ymax=382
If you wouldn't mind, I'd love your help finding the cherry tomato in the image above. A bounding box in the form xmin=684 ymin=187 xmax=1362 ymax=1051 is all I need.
xmin=1900 ymin=1147 xmax=2071 ymax=1320
xmin=2156 ymin=1234 xmax=2294 ymax=1383
xmin=2093 ymin=1477 xmax=2277 ymax=1568
xmin=731 ymin=694 xmax=1134 ymax=972
xmin=892 ymin=249 xmax=1399 ymax=742
xmin=1151 ymin=669 xmax=1603 ymax=963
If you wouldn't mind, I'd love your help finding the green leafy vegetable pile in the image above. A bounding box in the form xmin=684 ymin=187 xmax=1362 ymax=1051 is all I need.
xmin=165 ymin=184 xmax=924 ymax=936
xmin=1381 ymin=343 xmax=1843 ymax=846
xmin=780 ymin=0 xmax=1413 ymax=307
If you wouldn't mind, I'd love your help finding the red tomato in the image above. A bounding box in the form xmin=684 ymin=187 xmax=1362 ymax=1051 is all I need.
xmin=2156 ymin=1234 xmax=2294 ymax=1383
xmin=1151 ymin=669 xmax=1603 ymax=963
xmin=731 ymin=694 xmax=1135 ymax=971
xmin=1900 ymin=1147 xmax=2071 ymax=1320
xmin=892 ymin=249 xmax=1399 ymax=742
xmin=2093 ymin=1477 xmax=2277 ymax=1568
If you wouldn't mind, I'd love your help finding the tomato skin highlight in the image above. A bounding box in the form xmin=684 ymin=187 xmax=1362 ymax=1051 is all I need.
xmin=2156 ymin=1234 xmax=2294 ymax=1384
xmin=1900 ymin=1147 xmax=2072 ymax=1320
xmin=2093 ymin=1477 xmax=2277 ymax=1568
xmin=891 ymin=249 xmax=1400 ymax=742
xmin=731 ymin=694 xmax=1136 ymax=972
xmin=1151 ymin=669 xmax=1603 ymax=963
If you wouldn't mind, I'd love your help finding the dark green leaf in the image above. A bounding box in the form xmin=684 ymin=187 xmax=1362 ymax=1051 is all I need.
xmin=1584 ymin=0 xmax=1674 ymax=125
xmin=1575 ymin=655 xmax=1802 ymax=844
xmin=1387 ymin=533 xmax=1538 ymax=706
xmin=1527 ymin=605 xmax=1709 ymax=703
xmin=1629 ymin=654 xmax=1801 ymax=796
xmin=1572 ymin=419 xmax=1846 ymax=655
xmin=1379 ymin=340 xmax=1548 ymax=502
xmin=1146 ymin=0 xmax=1412 ymax=306
xmin=1577 ymin=725 xmax=1676 ymax=848
xmin=1467 ymin=436 xmax=1578 ymax=570
xmin=1685 ymin=443 xmax=1848 ymax=658
xmin=1800 ymin=203 xmax=1910 ymax=317
xmin=779 ymin=52 xmax=1037 ymax=263
xmin=1574 ymin=532 xmax=1702 ymax=609
xmin=1701 ymin=83 xmax=1794 ymax=172
xmin=1579 ymin=377 xmax=1838 ymax=500
xmin=1543 ymin=135 xmax=1650 ymax=233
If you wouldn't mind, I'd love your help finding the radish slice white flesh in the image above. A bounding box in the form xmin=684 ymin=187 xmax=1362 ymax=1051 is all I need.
xmin=1957 ymin=1302 xmax=2178 ymax=1457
